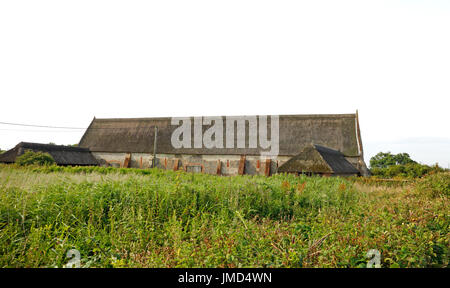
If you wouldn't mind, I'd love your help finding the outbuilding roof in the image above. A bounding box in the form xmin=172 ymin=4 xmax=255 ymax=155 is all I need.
xmin=0 ymin=142 xmax=98 ymax=166
xmin=277 ymin=144 xmax=360 ymax=175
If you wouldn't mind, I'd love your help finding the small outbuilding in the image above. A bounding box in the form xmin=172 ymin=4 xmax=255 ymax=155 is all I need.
xmin=277 ymin=144 xmax=360 ymax=176
xmin=0 ymin=142 xmax=98 ymax=166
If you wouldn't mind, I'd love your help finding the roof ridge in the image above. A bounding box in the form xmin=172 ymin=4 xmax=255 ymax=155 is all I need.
xmin=17 ymin=142 xmax=90 ymax=152
xmin=92 ymin=113 xmax=357 ymax=121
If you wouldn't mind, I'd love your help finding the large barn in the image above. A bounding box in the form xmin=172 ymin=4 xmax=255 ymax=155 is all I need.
xmin=79 ymin=112 xmax=370 ymax=176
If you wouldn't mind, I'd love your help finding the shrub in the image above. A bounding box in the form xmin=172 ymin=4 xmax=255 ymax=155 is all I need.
xmin=416 ymin=172 xmax=450 ymax=198
xmin=15 ymin=151 xmax=56 ymax=166
xmin=371 ymin=163 xmax=444 ymax=179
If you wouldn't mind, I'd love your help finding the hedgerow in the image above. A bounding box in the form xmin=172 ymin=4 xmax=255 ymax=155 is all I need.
xmin=370 ymin=163 xmax=445 ymax=179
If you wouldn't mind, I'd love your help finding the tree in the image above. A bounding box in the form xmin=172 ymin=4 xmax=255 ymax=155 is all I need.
xmin=394 ymin=153 xmax=416 ymax=166
xmin=370 ymin=152 xmax=416 ymax=169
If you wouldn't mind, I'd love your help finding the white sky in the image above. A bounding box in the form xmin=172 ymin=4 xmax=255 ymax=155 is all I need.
xmin=0 ymin=0 xmax=449 ymax=167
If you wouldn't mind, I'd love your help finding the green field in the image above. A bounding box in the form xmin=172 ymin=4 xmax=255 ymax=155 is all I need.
xmin=0 ymin=164 xmax=448 ymax=268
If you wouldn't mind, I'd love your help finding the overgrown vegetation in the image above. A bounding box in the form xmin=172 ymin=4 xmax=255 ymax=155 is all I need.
xmin=370 ymin=163 xmax=445 ymax=178
xmin=15 ymin=151 xmax=55 ymax=166
xmin=370 ymin=151 xmax=446 ymax=178
xmin=416 ymin=172 xmax=450 ymax=198
xmin=0 ymin=165 xmax=448 ymax=268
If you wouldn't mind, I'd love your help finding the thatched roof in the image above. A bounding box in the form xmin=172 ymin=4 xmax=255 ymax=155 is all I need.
xmin=79 ymin=114 xmax=362 ymax=157
xmin=277 ymin=144 xmax=360 ymax=175
xmin=0 ymin=142 xmax=98 ymax=166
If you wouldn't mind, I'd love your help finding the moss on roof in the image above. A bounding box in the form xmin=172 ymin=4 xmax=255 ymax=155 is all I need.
xmin=277 ymin=144 xmax=359 ymax=175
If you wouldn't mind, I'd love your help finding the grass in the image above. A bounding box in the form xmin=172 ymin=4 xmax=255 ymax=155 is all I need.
xmin=0 ymin=164 xmax=448 ymax=268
